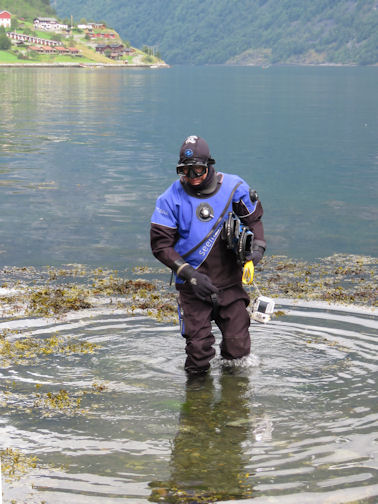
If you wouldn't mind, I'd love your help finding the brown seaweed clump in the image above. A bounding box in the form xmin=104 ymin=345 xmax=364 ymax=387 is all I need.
xmin=0 ymin=447 xmax=38 ymax=481
xmin=252 ymin=254 xmax=377 ymax=308
xmin=0 ymin=254 xmax=376 ymax=325
xmin=27 ymin=285 xmax=92 ymax=316
xmin=0 ymin=329 xmax=99 ymax=367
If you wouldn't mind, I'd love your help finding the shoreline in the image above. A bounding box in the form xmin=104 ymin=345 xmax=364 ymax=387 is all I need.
xmin=0 ymin=254 xmax=376 ymax=322
xmin=0 ymin=62 xmax=170 ymax=68
xmin=1 ymin=62 xmax=376 ymax=69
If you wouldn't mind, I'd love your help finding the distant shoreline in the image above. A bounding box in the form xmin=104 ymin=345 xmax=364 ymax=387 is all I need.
xmin=0 ymin=62 xmax=170 ymax=68
xmin=1 ymin=62 xmax=375 ymax=69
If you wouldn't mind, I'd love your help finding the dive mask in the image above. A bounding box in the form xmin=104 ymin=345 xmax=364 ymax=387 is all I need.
xmin=176 ymin=164 xmax=208 ymax=179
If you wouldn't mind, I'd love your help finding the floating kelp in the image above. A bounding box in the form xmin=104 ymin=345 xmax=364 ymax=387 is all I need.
xmin=0 ymin=254 xmax=376 ymax=325
xmin=0 ymin=329 xmax=100 ymax=367
xmin=1 ymin=379 xmax=106 ymax=419
xmin=27 ymin=285 xmax=93 ymax=316
xmin=252 ymin=254 xmax=377 ymax=308
xmin=0 ymin=448 xmax=38 ymax=482
xmin=33 ymin=388 xmax=87 ymax=418
xmin=92 ymin=273 xmax=155 ymax=296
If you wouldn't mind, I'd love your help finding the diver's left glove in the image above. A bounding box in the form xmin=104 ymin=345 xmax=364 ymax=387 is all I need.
xmin=251 ymin=246 xmax=265 ymax=265
xmin=246 ymin=243 xmax=266 ymax=266
xmin=177 ymin=264 xmax=219 ymax=302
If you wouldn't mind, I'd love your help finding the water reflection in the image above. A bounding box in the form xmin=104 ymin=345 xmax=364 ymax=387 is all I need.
xmin=149 ymin=372 xmax=254 ymax=503
xmin=1 ymin=67 xmax=377 ymax=266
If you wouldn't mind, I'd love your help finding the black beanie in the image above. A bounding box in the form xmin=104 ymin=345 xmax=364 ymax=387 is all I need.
xmin=177 ymin=136 xmax=215 ymax=166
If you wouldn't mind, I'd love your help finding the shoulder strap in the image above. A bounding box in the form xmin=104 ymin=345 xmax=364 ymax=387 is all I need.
xmin=182 ymin=181 xmax=242 ymax=260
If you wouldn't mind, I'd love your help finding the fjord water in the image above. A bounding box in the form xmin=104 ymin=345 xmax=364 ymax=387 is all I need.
xmin=0 ymin=65 xmax=377 ymax=266
xmin=0 ymin=66 xmax=377 ymax=503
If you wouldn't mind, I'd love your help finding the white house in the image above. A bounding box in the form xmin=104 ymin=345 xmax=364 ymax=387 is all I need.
xmin=0 ymin=10 xmax=12 ymax=28
xmin=33 ymin=17 xmax=68 ymax=31
xmin=78 ymin=24 xmax=92 ymax=31
xmin=77 ymin=22 xmax=106 ymax=31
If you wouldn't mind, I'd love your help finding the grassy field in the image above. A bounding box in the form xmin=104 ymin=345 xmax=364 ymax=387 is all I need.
xmin=0 ymin=51 xmax=96 ymax=64
xmin=0 ymin=51 xmax=20 ymax=63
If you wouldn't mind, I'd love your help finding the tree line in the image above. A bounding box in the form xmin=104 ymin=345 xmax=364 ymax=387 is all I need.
xmin=18 ymin=0 xmax=378 ymax=65
xmin=1 ymin=0 xmax=56 ymax=21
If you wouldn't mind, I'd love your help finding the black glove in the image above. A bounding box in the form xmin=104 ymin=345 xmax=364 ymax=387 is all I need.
xmin=249 ymin=245 xmax=265 ymax=266
xmin=178 ymin=264 xmax=219 ymax=301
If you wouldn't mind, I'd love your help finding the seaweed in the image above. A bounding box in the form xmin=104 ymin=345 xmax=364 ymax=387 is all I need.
xmin=0 ymin=329 xmax=99 ymax=367
xmin=0 ymin=448 xmax=38 ymax=482
xmin=27 ymin=285 xmax=92 ymax=316
xmin=0 ymin=254 xmax=376 ymax=326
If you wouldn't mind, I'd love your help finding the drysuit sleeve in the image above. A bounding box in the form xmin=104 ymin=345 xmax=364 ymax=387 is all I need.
xmin=150 ymin=223 xmax=183 ymax=271
xmin=150 ymin=185 xmax=189 ymax=272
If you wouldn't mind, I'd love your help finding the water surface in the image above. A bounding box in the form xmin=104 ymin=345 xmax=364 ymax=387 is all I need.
xmin=0 ymin=66 xmax=377 ymax=266
xmin=1 ymin=301 xmax=377 ymax=503
xmin=0 ymin=65 xmax=377 ymax=503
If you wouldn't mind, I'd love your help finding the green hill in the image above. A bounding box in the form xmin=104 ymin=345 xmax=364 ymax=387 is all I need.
xmin=52 ymin=0 xmax=378 ymax=65
xmin=1 ymin=0 xmax=56 ymax=19
xmin=0 ymin=1 xmax=165 ymax=66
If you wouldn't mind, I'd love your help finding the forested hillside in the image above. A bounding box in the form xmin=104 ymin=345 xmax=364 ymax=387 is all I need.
xmin=0 ymin=0 xmax=164 ymax=66
xmin=52 ymin=0 xmax=378 ymax=65
xmin=2 ymin=0 xmax=56 ymax=19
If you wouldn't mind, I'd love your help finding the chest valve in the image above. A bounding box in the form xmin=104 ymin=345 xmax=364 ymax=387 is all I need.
xmin=196 ymin=203 xmax=214 ymax=222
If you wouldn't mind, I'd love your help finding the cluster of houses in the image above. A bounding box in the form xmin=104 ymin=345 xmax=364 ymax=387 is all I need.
xmin=0 ymin=11 xmax=82 ymax=57
xmin=0 ymin=10 xmax=135 ymax=61
xmin=33 ymin=17 xmax=69 ymax=32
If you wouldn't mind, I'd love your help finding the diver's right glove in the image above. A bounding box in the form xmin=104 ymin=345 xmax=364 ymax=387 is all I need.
xmin=178 ymin=264 xmax=219 ymax=301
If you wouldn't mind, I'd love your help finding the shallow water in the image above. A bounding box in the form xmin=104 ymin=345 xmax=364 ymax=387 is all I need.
xmin=0 ymin=64 xmax=377 ymax=503
xmin=1 ymin=299 xmax=377 ymax=503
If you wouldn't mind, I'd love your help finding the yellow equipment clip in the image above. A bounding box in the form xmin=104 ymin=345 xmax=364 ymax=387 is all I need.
xmin=242 ymin=260 xmax=254 ymax=285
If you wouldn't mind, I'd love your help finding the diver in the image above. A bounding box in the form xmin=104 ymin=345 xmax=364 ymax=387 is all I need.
xmin=150 ymin=135 xmax=266 ymax=377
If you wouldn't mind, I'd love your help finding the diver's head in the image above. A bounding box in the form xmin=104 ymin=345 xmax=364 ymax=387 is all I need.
xmin=176 ymin=136 xmax=215 ymax=185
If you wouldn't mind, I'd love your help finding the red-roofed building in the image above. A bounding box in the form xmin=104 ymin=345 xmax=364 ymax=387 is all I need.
xmin=89 ymin=32 xmax=116 ymax=39
xmin=55 ymin=46 xmax=69 ymax=54
xmin=29 ymin=45 xmax=57 ymax=54
xmin=0 ymin=10 xmax=11 ymax=28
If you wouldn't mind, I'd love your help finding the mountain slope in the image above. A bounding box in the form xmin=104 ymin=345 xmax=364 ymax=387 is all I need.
xmin=52 ymin=0 xmax=378 ymax=65
xmin=1 ymin=0 xmax=56 ymax=19
xmin=0 ymin=4 xmax=165 ymax=66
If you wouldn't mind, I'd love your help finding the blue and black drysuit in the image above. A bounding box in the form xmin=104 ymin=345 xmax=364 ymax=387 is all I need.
xmin=151 ymin=169 xmax=265 ymax=374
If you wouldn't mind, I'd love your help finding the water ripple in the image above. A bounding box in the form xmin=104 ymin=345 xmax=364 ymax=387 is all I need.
xmin=1 ymin=300 xmax=377 ymax=503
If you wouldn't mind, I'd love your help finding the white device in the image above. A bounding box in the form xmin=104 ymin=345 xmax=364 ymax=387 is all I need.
xmin=251 ymin=296 xmax=275 ymax=323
